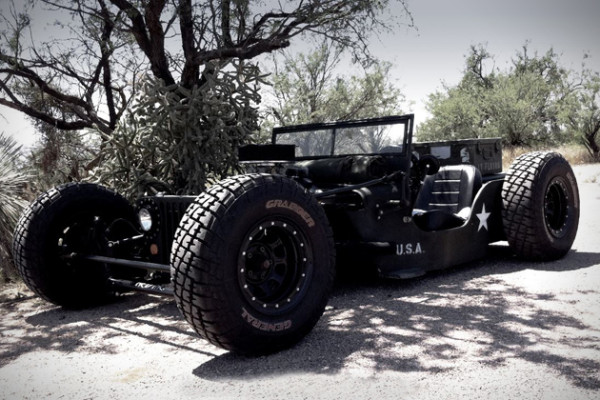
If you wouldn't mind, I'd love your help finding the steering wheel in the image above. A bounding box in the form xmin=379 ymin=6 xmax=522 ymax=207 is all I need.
xmin=409 ymin=153 xmax=440 ymax=205
xmin=418 ymin=154 xmax=440 ymax=177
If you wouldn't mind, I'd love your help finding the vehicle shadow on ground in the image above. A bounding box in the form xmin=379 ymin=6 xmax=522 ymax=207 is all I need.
xmin=2 ymin=247 xmax=599 ymax=390
xmin=0 ymin=291 xmax=216 ymax=369
xmin=193 ymin=246 xmax=600 ymax=390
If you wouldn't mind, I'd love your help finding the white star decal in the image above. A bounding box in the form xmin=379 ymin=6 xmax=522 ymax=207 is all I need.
xmin=476 ymin=204 xmax=491 ymax=231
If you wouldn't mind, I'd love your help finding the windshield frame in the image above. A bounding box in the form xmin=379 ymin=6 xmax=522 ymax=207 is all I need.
xmin=271 ymin=114 xmax=414 ymax=160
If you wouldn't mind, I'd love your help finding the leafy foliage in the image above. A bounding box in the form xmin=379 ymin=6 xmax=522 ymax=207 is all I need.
xmin=0 ymin=133 xmax=29 ymax=281
xmin=419 ymin=44 xmax=575 ymax=147
xmin=567 ymin=68 xmax=600 ymax=159
xmin=94 ymin=61 xmax=263 ymax=198
xmin=25 ymin=130 xmax=100 ymax=193
xmin=264 ymin=40 xmax=406 ymax=130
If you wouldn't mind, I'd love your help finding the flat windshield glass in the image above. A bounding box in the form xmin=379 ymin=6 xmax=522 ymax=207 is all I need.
xmin=274 ymin=117 xmax=409 ymax=158
xmin=334 ymin=123 xmax=406 ymax=155
xmin=275 ymin=129 xmax=334 ymax=158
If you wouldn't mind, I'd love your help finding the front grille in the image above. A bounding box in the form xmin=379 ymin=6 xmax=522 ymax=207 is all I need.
xmin=136 ymin=195 xmax=196 ymax=264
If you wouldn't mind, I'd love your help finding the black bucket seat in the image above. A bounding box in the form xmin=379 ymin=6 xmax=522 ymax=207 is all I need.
xmin=412 ymin=165 xmax=482 ymax=231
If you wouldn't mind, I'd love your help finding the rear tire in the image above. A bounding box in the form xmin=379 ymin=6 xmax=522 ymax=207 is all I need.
xmin=501 ymin=152 xmax=579 ymax=260
xmin=171 ymin=174 xmax=335 ymax=355
xmin=12 ymin=183 xmax=134 ymax=307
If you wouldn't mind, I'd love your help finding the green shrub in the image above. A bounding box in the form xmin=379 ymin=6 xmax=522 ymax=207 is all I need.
xmin=0 ymin=134 xmax=29 ymax=282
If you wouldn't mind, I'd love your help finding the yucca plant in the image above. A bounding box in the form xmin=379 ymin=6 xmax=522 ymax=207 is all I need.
xmin=0 ymin=133 xmax=30 ymax=282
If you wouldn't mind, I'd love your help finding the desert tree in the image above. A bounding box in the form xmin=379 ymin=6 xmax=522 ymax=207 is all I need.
xmin=0 ymin=0 xmax=412 ymax=195
xmin=261 ymin=39 xmax=406 ymax=156
xmin=567 ymin=66 xmax=600 ymax=159
xmin=419 ymin=44 xmax=575 ymax=147
xmin=266 ymin=40 xmax=406 ymax=126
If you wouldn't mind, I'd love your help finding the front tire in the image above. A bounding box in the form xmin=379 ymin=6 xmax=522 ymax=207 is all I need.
xmin=501 ymin=152 xmax=579 ymax=260
xmin=12 ymin=183 xmax=134 ymax=307
xmin=171 ymin=174 xmax=335 ymax=355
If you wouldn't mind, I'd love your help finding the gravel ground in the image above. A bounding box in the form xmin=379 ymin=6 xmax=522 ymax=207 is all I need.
xmin=1 ymin=165 xmax=599 ymax=400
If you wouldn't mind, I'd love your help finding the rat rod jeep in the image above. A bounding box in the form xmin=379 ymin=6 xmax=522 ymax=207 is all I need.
xmin=13 ymin=114 xmax=580 ymax=355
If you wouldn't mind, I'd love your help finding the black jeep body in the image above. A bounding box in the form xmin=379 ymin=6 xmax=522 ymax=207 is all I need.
xmin=13 ymin=114 xmax=580 ymax=355
xmin=249 ymin=114 xmax=505 ymax=279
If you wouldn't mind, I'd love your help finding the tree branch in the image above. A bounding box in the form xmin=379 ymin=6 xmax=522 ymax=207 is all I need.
xmin=221 ymin=0 xmax=233 ymax=47
xmin=110 ymin=0 xmax=175 ymax=85
xmin=178 ymin=0 xmax=198 ymax=88
xmin=0 ymin=93 xmax=93 ymax=131
xmin=97 ymin=0 xmax=118 ymax=130
xmin=194 ymin=37 xmax=291 ymax=63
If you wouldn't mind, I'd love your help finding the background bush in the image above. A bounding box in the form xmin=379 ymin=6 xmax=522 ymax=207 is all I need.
xmin=0 ymin=134 xmax=29 ymax=282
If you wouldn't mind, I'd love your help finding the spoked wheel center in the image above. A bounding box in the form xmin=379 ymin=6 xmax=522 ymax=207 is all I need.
xmin=238 ymin=219 xmax=312 ymax=314
xmin=544 ymin=178 xmax=569 ymax=238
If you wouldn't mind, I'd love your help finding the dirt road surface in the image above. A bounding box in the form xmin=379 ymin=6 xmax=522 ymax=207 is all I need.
xmin=1 ymin=165 xmax=599 ymax=400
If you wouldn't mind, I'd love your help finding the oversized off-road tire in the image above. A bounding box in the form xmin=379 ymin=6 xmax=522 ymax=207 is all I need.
xmin=171 ymin=174 xmax=335 ymax=355
xmin=501 ymin=152 xmax=579 ymax=261
xmin=12 ymin=183 xmax=134 ymax=307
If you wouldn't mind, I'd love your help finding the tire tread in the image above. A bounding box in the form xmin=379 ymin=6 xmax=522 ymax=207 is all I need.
xmin=171 ymin=173 xmax=335 ymax=354
xmin=501 ymin=151 xmax=579 ymax=260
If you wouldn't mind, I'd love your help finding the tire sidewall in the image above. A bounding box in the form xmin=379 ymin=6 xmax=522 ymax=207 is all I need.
xmin=531 ymin=156 xmax=579 ymax=256
xmin=503 ymin=152 xmax=580 ymax=260
xmin=173 ymin=175 xmax=336 ymax=354
xmin=14 ymin=183 xmax=133 ymax=306
xmin=215 ymin=182 xmax=333 ymax=348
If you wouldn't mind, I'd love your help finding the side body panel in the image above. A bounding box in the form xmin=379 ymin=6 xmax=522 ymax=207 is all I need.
xmin=328 ymin=179 xmax=505 ymax=278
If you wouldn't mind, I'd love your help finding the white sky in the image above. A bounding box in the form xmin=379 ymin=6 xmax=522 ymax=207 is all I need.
xmin=1 ymin=0 xmax=599 ymax=148
xmin=380 ymin=0 xmax=600 ymax=126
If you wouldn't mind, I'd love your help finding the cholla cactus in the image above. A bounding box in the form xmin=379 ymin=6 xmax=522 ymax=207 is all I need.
xmin=95 ymin=60 xmax=263 ymax=199
xmin=0 ymin=134 xmax=29 ymax=281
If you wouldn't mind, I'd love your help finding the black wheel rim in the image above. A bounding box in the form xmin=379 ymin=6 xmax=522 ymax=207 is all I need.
xmin=544 ymin=178 xmax=569 ymax=238
xmin=54 ymin=214 xmax=107 ymax=271
xmin=238 ymin=218 xmax=312 ymax=314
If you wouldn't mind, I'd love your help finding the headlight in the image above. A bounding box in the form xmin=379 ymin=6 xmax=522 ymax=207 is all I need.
xmin=138 ymin=208 xmax=153 ymax=231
